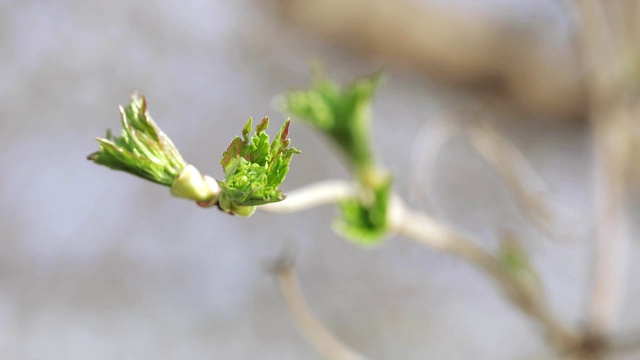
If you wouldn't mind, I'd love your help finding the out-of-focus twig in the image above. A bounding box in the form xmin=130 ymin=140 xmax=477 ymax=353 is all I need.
xmin=272 ymin=258 xmax=367 ymax=360
xmin=407 ymin=113 xmax=460 ymax=212
xmin=570 ymin=0 xmax=639 ymax=340
xmin=407 ymin=111 xmax=558 ymax=239
xmin=389 ymin=197 xmax=579 ymax=351
xmin=464 ymin=121 xmax=555 ymax=238
xmin=266 ymin=180 xmax=579 ymax=352
xmin=277 ymin=0 xmax=586 ymax=118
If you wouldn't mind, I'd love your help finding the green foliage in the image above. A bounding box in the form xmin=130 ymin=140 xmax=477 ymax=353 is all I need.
xmin=281 ymin=70 xmax=382 ymax=173
xmin=334 ymin=174 xmax=393 ymax=245
xmin=282 ymin=69 xmax=393 ymax=245
xmin=218 ymin=117 xmax=300 ymax=212
xmin=88 ymin=94 xmax=186 ymax=186
xmin=89 ymin=95 xmax=299 ymax=212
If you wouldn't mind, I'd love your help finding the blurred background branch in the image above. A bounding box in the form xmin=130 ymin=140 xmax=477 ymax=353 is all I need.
xmin=272 ymin=257 xmax=368 ymax=360
xmin=277 ymin=0 xmax=587 ymax=119
xmin=569 ymin=0 xmax=640 ymax=346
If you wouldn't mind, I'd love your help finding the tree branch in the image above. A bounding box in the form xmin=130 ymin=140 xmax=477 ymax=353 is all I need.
xmin=264 ymin=180 xmax=579 ymax=352
xmin=570 ymin=0 xmax=636 ymax=338
xmin=464 ymin=121 xmax=556 ymax=238
xmin=388 ymin=197 xmax=579 ymax=350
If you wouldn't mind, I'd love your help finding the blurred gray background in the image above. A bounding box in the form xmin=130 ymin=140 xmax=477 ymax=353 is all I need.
xmin=1 ymin=0 xmax=638 ymax=359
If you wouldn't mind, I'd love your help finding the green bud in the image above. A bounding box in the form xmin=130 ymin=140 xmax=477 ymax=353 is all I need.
xmin=217 ymin=117 xmax=300 ymax=213
xmin=170 ymin=164 xmax=220 ymax=203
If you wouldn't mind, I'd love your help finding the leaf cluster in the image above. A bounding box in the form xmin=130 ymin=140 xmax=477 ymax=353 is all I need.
xmin=88 ymin=94 xmax=186 ymax=186
xmin=281 ymin=71 xmax=382 ymax=173
xmin=334 ymin=174 xmax=393 ymax=245
xmin=282 ymin=70 xmax=392 ymax=245
xmin=218 ymin=117 xmax=300 ymax=207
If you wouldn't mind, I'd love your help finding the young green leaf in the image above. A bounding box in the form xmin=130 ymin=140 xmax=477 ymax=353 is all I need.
xmin=280 ymin=71 xmax=382 ymax=174
xmin=88 ymin=94 xmax=218 ymax=204
xmin=282 ymin=70 xmax=394 ymax=244
xmin=88 ymin=94 xmax=187 ymax=186
xmin=333 ymin=173 xmax=393 ymax=245
xmin=217 ymin=117 xmax=300 ymax=214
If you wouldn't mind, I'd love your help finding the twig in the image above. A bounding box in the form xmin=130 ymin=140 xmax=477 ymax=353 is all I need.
xmin=388 ymin=196 xmax=579 ymax=350
xmin=586 ymin=109 xmax=631 ymax=338
xmin=264 ymin=180 xmax=579 ymax=351
xmin=260 ymin=180 xmax=356 ymax=214
xmin=570 ymin=0 xmax=635 ymax=338
xmin=407 ymin=111 xmax=558 ymax=239
xmin=407 ymin=112 xmax=460 ymax=212
xmin=464 ymin=121 xmax=556 ymax=238
xmin=272 ymin=259 xmax=367 ymax=360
